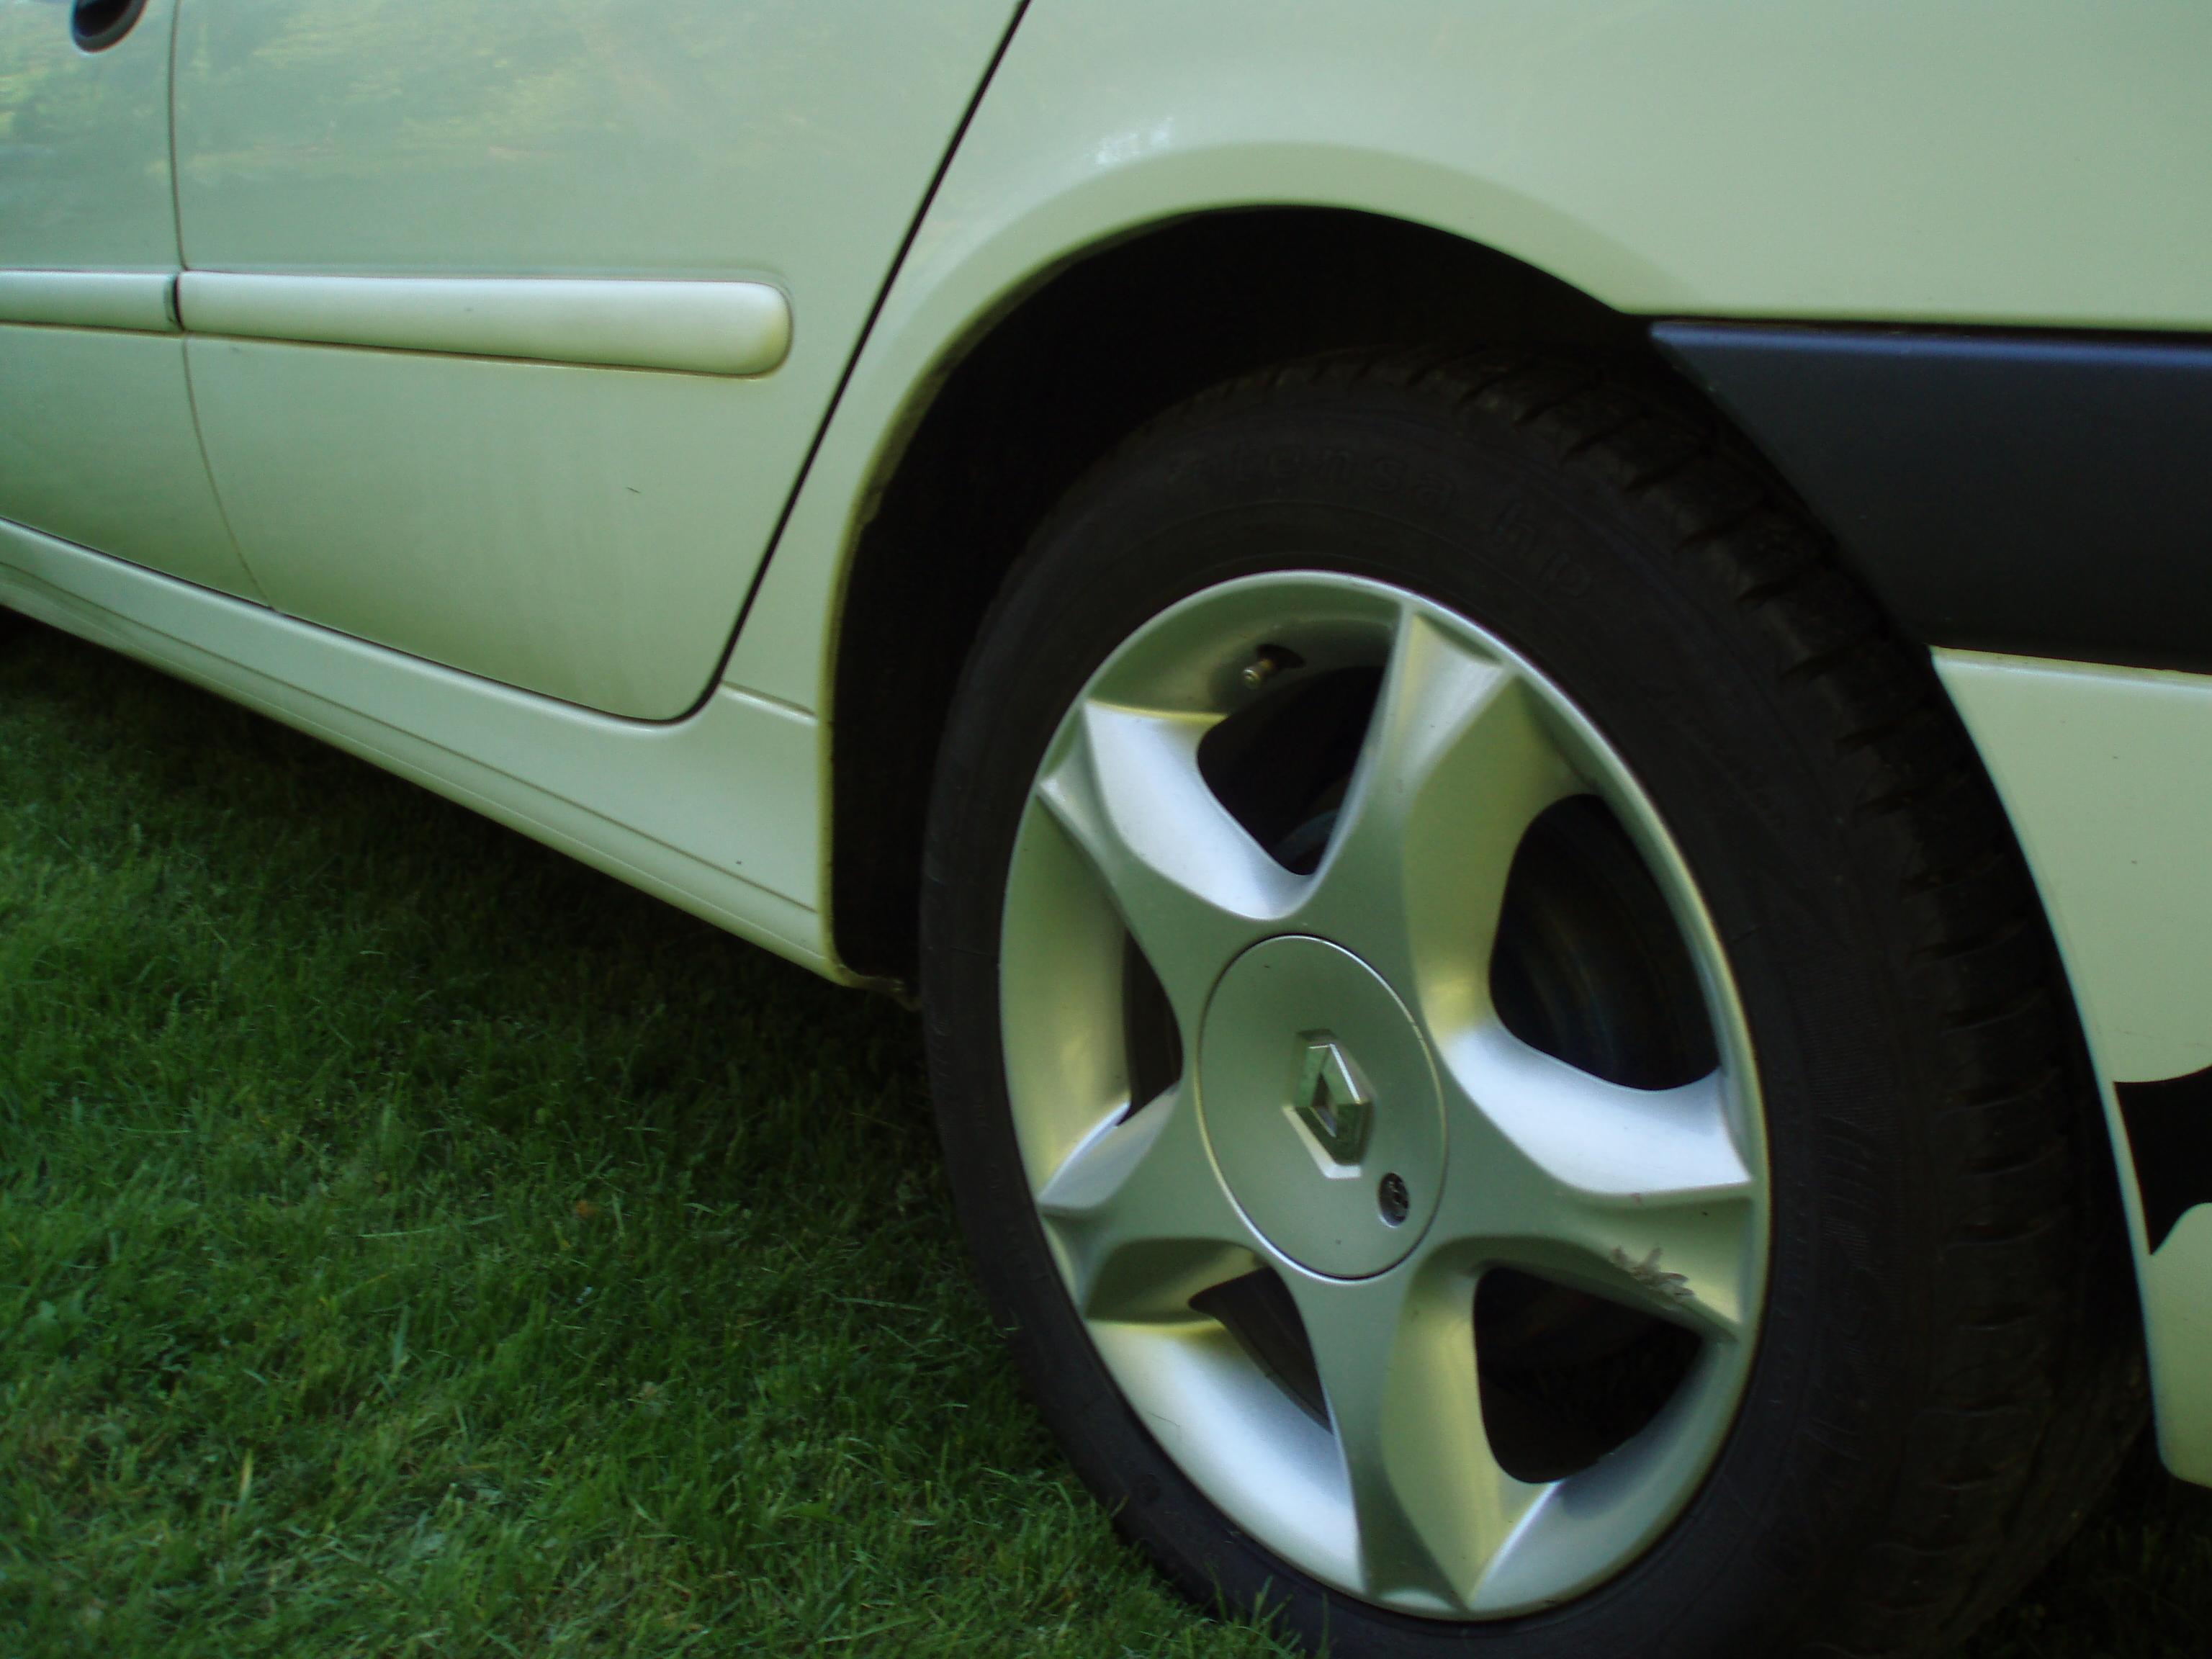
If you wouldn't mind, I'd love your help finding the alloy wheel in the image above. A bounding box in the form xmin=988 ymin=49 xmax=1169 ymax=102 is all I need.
xmin=998 ymin=570 xmax=1768 ymax=1617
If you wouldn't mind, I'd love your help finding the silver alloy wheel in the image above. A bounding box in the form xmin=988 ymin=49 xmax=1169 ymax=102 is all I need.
xmin=999 ymin=572 xmax=1768 ymax=1619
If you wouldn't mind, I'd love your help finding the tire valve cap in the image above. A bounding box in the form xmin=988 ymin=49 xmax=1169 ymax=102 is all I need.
xmin=1238 ymin=643 xmax=1303 ymax=690
xmin=1377 ymin=1172 xmax=1411 ymax=1226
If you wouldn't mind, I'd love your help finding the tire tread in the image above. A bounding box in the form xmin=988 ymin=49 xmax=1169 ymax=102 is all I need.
xmin=1066 ymin=346 xmax=2144 ymax=1658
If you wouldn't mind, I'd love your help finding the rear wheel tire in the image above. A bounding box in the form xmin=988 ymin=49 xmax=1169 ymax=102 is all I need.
xmin=922 ymin=351 xmax=2141 ymax=1657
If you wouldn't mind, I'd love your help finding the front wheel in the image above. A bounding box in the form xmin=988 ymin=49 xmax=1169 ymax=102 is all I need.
xmin=922 ymin=353 xmax=2139 ymax=1657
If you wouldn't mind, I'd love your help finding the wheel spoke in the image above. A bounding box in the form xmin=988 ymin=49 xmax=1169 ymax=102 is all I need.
xmin=1436 ymin=1024 xmax=1758 ymax=1341
xmin=1037 ymin=700 xmax=1300 ymax=1025
xmin=1294 ymin=608 xmax=1582 ymax=1021
xmin=1006 ymin=571 xmax=1771 ymax=1619
xmin=1035 ymin=1082 xmax=1261 ymax=1322
xmin=1288 ymin=1264 xmax=1541 ymax=1611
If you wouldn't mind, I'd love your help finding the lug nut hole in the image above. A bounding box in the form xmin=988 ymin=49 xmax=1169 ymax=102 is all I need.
xmin=1377 ymin=1172 xmax=1410 ymax=1226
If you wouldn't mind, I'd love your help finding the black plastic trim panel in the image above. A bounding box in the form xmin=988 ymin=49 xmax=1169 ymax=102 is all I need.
xmin=1655 ymin=323 xmax=2212 ymax=673
xmin=2114 ymin=1066 xmax=2212 ymax=1254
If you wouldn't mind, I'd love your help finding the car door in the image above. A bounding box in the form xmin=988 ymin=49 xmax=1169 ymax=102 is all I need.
xmin=170 ymin=0 xmax=1020 ymax=720
xmin=0 ymin=0 xmax=261 ymax=598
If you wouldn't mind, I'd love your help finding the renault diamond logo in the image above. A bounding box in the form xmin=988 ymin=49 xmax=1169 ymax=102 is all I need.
xmin=1287 ymin=1035 xmax=1372 ymax=1174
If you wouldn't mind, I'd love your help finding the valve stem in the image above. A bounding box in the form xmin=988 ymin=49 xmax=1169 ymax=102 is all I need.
xmin=1239 ymin=643 xmax=1304 ymax=691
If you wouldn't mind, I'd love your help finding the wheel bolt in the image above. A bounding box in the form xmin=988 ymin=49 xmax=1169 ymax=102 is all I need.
xmin=1377 ymin=1172 xmax=1410 ymax=1226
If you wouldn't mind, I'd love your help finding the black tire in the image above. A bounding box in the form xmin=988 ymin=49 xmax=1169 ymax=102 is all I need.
xmin=921 ymin=350 xmax=2142 ymax=1658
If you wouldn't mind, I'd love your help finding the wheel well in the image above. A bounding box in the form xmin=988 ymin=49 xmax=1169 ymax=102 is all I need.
xmin=828 ymin=208 xmax=1658 ymax=985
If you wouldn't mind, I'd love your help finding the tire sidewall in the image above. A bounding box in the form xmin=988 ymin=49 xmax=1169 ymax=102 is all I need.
xmin=924 ymin=380 xmax=1946 ymax=1657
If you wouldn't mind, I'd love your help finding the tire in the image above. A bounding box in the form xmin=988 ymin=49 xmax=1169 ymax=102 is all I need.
xmin=921 ymin=350 xmax=2142 ymax=1658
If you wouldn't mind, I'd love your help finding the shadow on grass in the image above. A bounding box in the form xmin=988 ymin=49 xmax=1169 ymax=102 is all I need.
xmin=1964 ymin=1440 xmax=2212 ymax=1659
xmin=1 ymin=618 xmax=2203 ymax=1658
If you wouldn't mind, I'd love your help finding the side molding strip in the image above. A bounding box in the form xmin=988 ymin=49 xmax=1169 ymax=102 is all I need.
xmin=176 ymin=273 xmax=793 ymax=377
xmin=0 ymin=271 xmax=177 ymax=333
xmin=1656 ymin=322 xmax=2212 ymax=674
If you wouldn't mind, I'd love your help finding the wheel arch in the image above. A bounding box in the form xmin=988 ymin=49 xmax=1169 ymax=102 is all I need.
xmin=812 ymin=197 xmax=2164 ymax=1486
xmin=821 ymin=206 xmax=1657 ymax=986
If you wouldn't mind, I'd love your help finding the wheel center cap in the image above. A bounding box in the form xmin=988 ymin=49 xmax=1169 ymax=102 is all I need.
xmin=1196 ymin=935 xmax=1445 ymax=1277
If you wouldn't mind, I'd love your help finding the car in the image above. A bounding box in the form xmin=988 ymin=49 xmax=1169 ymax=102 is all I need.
xmin=5 ymin=4 xmax=2206 ymax=1654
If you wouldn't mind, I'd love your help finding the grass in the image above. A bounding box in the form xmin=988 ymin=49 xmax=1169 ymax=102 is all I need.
xmin=0 ymin=616 xmax=2206 ymax=1658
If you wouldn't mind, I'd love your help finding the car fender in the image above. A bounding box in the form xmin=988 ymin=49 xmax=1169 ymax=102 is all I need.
xmin=726 ymin=0 xmax=2212 ymax=1478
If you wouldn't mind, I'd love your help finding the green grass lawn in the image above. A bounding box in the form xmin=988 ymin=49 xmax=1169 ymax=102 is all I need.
xmin=3 ymin=617 xmax=2207 ymax=1658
